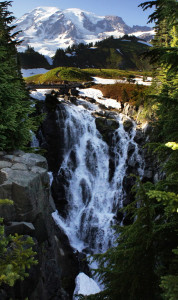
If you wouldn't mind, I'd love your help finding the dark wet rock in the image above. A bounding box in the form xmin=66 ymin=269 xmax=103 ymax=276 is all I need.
xmin=38 ymin=104 xmax=66 ymax=173
xmin=70 ymin=96 xmax=78 ymax=104
xmin=134 ymin=129 xmax=144 ymax=144
xmin=69 ymin=88 xmax=79 ymax=96
xmin=115 ymin=210 xmax=124 ymax=222
xmin=45 ymin=92 xmax=59 ymax=111
xmin=128 ymin=143 xmax=135 ymax=156
xmin=86 ymin=97 xmax=96 ymax=103
xmin=105 ymin=111 xmax=118 ymax=118
xmin=95 ymin=117 xmax=119 ymax=144
xmin=98 ymin=103 xmax=107 ymax=110
xmin=51 ymin=173 xmax=69 ymax=219
xmin=109 ymin=158 xmax=115 ymax=181
xmin=123 ymin=119 xmax=133 ymax=132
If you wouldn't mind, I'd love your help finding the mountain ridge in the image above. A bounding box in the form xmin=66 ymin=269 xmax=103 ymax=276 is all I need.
xmin=14 ymin=6 xmax=154 ymax=57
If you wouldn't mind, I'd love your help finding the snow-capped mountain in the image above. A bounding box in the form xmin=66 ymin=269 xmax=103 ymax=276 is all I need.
xmin=15 ymin=7 xmax=154 ymax=57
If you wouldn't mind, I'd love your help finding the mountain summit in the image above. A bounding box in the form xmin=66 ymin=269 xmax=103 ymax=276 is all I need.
xmin=15 ymin=7 xmax=154 ymax=56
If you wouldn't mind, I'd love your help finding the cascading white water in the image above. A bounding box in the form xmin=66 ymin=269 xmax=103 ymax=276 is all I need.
xmin=52 ymin=101 xmax=144 ymax=254
xmin=30 ymin=131 xmax=40 ymax=148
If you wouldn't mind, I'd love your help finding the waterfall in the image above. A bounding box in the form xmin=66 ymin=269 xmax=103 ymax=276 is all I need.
xmin=52 ymin=101 xmax=144 ymax=254
xmin=30 ymin=131 xmax=40 ymax=148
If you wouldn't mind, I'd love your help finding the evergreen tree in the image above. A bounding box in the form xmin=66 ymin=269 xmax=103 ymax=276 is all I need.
xmin=0 ymin=1 xmax=37 ymax=150
xmin=18 ymin=46 xmax=50 ymax=69
xmin=53 ymin=48 xmax=70 ymax=67
xmin=139 ymin=0 xmax=178 ymax=141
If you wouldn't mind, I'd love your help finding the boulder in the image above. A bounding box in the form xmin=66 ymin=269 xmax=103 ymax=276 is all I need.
xmin=0 ymin=161 xmax=12 ymax=169
xmin=123 ymin=119 xmax=133 ymax=131
xmin=11 ymin=163 xmax=28 ymax=170
xmin=95 ymin=117 xmax=119 ymax=144
xmin=13 ymin=153 xmax=48 ymax=169
xmin=69 ymin=88 xmax=79 ymax=96
xmin=134 ymin=130 xmax=144 ymax=144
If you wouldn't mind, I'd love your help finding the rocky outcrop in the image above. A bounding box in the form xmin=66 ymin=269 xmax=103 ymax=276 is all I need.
xmin=0 ymin=151 xmax=80 ymax=300
xmin=94 ymin=115 xmax=119 ymax=144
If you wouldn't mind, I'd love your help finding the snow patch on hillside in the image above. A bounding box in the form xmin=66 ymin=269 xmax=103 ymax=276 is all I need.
xmin=78 ymin=88 xmax=122 ymax=110
xmin=138 ymin=40 xmax=153 ymax=47
xmin=92 ymin=76 xmax=152 ymax=86
xmin=93 ymin=77 xmax=126 ymax=85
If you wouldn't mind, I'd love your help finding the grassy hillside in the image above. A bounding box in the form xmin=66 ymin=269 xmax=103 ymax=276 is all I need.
xmin=82 ymin=68 xmax=151 ymax=79
xmin=25 ymin=67 xmax=92 ymax=84
xmin=25 ymin=67 xmax=151 ymax=84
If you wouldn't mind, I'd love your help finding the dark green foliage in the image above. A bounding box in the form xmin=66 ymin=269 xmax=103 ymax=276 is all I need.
xmin=0 ymin=199 xmax=37 ymax=287
xmin=53 ymin=48 xmax=69 ymax=67
xmin=88 ymin=180 xmax=178 ymax=300
xmin=18 ymin=46 xmax=50 ymax=69
xmin=160 ymin=248 xmax=178 ymax=300
xmin=0 ymin=1 xmax=37 ymax=150
xmin=52 ymin=36 xmax=152 ymax=71
xmin=139 ymin=0 xmax=178 ymax=142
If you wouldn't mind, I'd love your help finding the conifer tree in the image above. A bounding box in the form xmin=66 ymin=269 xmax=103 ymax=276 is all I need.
xmin=139 ymin=0 xmax=178 ymax=142
xmin=0 ymin=1 xmax=37 ymax=150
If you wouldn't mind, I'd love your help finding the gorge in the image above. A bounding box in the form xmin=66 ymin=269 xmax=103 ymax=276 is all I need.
xmin=34 ymin=84 xmax=154 ymax=298
xmin=0 ymin=83 xmax=163 ymax=299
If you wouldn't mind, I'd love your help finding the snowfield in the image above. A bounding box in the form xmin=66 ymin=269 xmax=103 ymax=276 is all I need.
xmin=92 ymin=76 xmax=152 ymax=86
xmin=92 ymin=76 xmax=126 ymax=85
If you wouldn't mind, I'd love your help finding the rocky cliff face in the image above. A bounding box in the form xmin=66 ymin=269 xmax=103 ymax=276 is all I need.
xmin=0 ymin=151 xmax=82 ymax=300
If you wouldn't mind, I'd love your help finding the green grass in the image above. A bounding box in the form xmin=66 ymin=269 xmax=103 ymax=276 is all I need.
xmin=25 ymin=67 xmax=92 ymax=84
xmin=25 ymin=67 xmax=152 ymax=84
xmin=25 ymin=74 xmax=42 ymax=83
xmin=82 ymin=68 xmax=152 ymax=79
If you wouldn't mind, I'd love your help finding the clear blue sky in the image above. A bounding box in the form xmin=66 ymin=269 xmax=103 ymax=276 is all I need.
xmin=7 ymin=0 xmax=154 ymax=27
